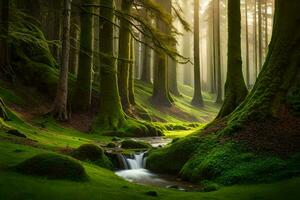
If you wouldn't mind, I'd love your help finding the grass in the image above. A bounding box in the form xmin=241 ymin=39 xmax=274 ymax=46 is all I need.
xmin=1 ymin=140 xmax=300 ymax=200
xmin=135 ymin=80 xmax=219 ymax=123
xmin=1 ymin=79 xmax=300 ymax=199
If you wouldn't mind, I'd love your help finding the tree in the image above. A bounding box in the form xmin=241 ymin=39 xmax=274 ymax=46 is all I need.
xmin=257 ymin=0 xmax=263 ymax=71
xmin=69 ymin=1 xmax=80 ymax=76
xmin=217 ymin=0 xmax=248 ymax=118
xmin=213 ymin=0 xmax=223 ymax=104
xmin=140 ymin=9 xmax=152 ymax=84
xmin=253 ymin=0 xmax=258 ymax=78
xmin=191 ymin=0 xmax=204 ymax=107
xmin=118 ymin=0 xmax=133 ymax=111
xmin=151 ymin=0 xmax=172 ymax=107
xmin=220 ymin=0 xmax=300 ymax=137
xmin=96 ymin=0 xmax=125 ymax=130
xmin=128 ymin=36 xmax=136 ymax=105
xmin=245 ymin=0 xmax=250 ymax=87
xmin=52 ymin=0 xmax=72 ymax=121
xmin=0 ymin=0 xmax=9 ymax=74
xmin=73 ymin=0 xmax=94 ymax=112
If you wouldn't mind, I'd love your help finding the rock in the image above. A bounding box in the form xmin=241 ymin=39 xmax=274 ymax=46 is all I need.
xmin=106 ymin=143 xmax=117 ymax=148
xmin=112 ymin=137 xmax=121 ymax=141
xmin=15 ymin=153 xmax=88 ymax=181
xmin=144 ymin=191 xmax=158 ymax=197
xmin=167 ymin=185 xmax=179 ymax=189
xmin=72 ymin=144 xmax=113 ymax=169
xmin=6 ymin=129 xmax=27 ymax=138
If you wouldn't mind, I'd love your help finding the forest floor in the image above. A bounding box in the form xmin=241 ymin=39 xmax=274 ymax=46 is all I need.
xmin=0 ymin=81 xmax=300 ymax=199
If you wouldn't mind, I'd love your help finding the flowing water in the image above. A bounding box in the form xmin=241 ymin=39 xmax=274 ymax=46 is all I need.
xmin=115 ymin=151 xmax=202 ymax=191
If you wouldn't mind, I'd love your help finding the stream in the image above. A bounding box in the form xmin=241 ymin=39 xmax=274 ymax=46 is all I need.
xmin=115 ymin=137 xmax=201 ymax=192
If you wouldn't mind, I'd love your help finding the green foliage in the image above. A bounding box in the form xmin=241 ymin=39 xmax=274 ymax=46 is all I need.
xmin=146 ymin=136 xmax=202 ymax=174
xmin=121 ymin=140 xmax=151 ymax=149
xmin=72 ymin=144 xmax=113 ymax=170
xmin=14 ymin=153 xmax=88 ymax=181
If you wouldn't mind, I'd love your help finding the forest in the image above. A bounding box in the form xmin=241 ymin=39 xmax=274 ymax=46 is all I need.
xmin=0 ymin=0 xmax=299 ymax=199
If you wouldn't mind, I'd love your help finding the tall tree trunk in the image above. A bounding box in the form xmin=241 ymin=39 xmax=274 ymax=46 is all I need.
xmin=73 ymin=0 xmax=94 ymax=112
xmin=69 ymin=8 xmax=80 ymax=76
xmin=152 ymin=0 xmax=172 ymax=107
xmin=217 ymin=0 xmax=248 ymax=118
xmin=214 ymin=0 xmax=222 ymax=103
xmin=52 ymin=0 xmax=72 ymax=121
xmin=192 ymin=0 xmax=204 ymax=107
xmin=140 ymin=10 xmax=152 ymax=84
xmin=96 ymin=0 xmax=125 ymax=130
xmin=118 ymin=0 xmax=133 ymax=111
xmin=0 ymin=0 xmax=9 ymax=75
xmin=245 ymin=0 xmax=250 ymax=87
xmin=257 ymin=0 xmax=263 ymax=71
xmin=168 ymin=56 xmax=180 ymax=96
xmin=222 ymin=0 xmax=300 ymax=137
xmin=48 ymin=0 xmax=62 ymax=63
xmin=129 ymin=36 xmax=136 ymax=105
xmin=264 ymin=0 xmax=269 ymax=57
xmin=253 ymin=0 xmax=258 ymax=78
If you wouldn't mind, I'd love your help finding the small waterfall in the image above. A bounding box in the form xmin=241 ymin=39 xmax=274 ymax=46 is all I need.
xmin=119 ymin=152 xmax=146 ymax=170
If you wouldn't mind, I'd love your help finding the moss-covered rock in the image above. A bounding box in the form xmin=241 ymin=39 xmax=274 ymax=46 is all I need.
xmin=121 ymin=140 xmax=151 ymax=149
xmin=15 ymin=153 xmax=88 ymax=181
xmin=146 ymin=136 xmax=202 ymax=174
xmin=72 ymin=144 xmax=113 ymax=169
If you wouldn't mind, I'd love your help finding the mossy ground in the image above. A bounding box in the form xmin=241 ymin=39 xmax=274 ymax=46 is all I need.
xmin=1 ymin=78 xmax=300 ymax=199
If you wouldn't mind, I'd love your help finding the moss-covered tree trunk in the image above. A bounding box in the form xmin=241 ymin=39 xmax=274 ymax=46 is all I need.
xmin=140 ymin=16 xmax=152 ymax=84
xmin=217 ymin=0 xmax=248 ymax=118
xmin=152 ymin=0 xmax=172 ymax=107
xmin=192 ymin=0 xmax=204 ymax=107
xmin=0 ymin=0 xmax=9 ymax=74
xmin=95 ymin=0 xmax=125 ymax=130
xmin=52 ymin=0 xmax=72 ymax=121
xmin=128 ymin=36 xmax=135 ymax=105
xmin=73 ymin=0 xmax=94 ymax=112
xmin=223 ymin=0 xmax=300 ymax=131
xmin=118 ymin=0 xmax=133 ymax=111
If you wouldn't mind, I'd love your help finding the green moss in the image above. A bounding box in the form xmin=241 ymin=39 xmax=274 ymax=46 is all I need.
xmin=121 ymin=140 xmax=151 ymax=149
xmin=181 ymin=142 xmax=300 ymax=185
xmin=15 ymin=153 xmax=88 ymax=181
xmin=72 ymin=144 xmax=113 ymax=170
xmin=146 ymin=136 xmax=202 ymax=174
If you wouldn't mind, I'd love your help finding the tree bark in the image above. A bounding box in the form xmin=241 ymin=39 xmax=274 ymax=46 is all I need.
xmin=96 ymin=0 xmax=125 ymax=130
xmin=192 ymin=0 xmax=204 ymax=107
xmin=118 ymin=0 xmax=133 ymax=111
xmin=69 ymin=9 xmax=80 ymax=76
xmin=73 ymin=0 xmax=94 ymax=112
xmin=223 ymin=0 xmax=300 ymax=133
xmin=0 ymin=0 xmax=9 ymax=74
xmin=151 ymin=0 xmax=172 ymax=107
xmin=52 ymin=0 xmax=72 ymax=121
xmin=217 ymin=0 xmax=248 ymax=118
xmin=258 ymin=0 xmax=263 ymax=71
xmin=129 ymin=36 xmax=136 ymax=105
xmin=245 ymin=0 xmax=250 ymax=87
xmin=214 ymin=0 xmax=222 ymax=104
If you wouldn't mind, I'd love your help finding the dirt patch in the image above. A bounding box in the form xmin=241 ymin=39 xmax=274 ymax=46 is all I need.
xmin=229 ymin=107 xmax=300 ymax=157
